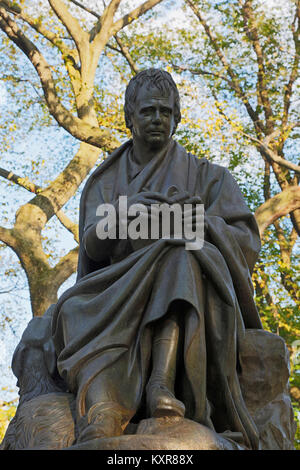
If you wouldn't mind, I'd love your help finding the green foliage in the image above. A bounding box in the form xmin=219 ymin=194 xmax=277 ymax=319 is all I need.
xmin=0 ymin=397 xmax=17 ymax=443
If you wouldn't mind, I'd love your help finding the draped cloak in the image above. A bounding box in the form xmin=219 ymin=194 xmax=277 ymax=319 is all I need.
xmin=51 ymin=139 xmax=263 ymax=449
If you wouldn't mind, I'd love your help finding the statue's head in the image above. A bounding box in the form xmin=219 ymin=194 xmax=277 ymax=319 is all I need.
xmin=124 ymin=68 xmax=181 ymax=136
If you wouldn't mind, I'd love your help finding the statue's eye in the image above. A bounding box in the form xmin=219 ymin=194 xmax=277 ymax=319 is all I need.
xmin=141 ymin=107 xmax=154 ymax=115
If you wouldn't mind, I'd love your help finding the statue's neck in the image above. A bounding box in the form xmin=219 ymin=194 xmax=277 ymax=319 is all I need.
xmin=132 ymin=138 xmax=172 ymax=166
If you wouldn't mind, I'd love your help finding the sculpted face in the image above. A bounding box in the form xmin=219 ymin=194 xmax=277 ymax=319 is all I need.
xmin=129 ymin=83 xmax=176 ymax=151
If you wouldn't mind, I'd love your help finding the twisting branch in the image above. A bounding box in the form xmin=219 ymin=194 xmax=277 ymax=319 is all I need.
xmin=255 ymin=186 xmax=300 ymax=236
xmin=261 ymin=129 xmax=300 ymax=173
xmin=113 ymin=34 xmax=139 ymax=74
xmin=256 ymin=139 xmax=300 ymax=173
xmin=0 ymin=0 xmax=81 ymax=100
xmin=0 ymin=6 xmax=119 ymax=151
xmin=1 ymin=73 xmax=43 ymax=100
xmin=282 ymin=1 xmax=300 ymax=129
xmin=287 ymin=226 xmax=298 ymax=255
xmin=260 ymin=147 xmax=300 ymax=174
xmin=48 ymin=0 xmax=88 ymax=53
xmin=263 ymin=161 xmax=271 ymax=201
xmin=106 ymin=35 xmax=139 ymax=75
xmin=273 ymin=219 xmax=300 ymax=304
xmin=172 ymin=63 xmax=236 ymax=88
xmin=239 ymin=0 xmax=274 ymax=132
xmin=0 ymin=0 xmax=20 ymax=14
xmin=253 ymin=262 xmax=281 ymax=333
xmin=0 ymin=225 xmax=15 ymax=248
xmin=0 ymin=0 xmax=75 ymax=55
xmin=211 ymin=97 xmax=300 ymax=173
xmin=0 ymin=167 xmax=40 ymax=192
xmin=185 ymin=0 xmax=265 ymax=137
xmin=89 ymin=0 xmax=121 ymax=45
xmin=54 ymin=210 xmax=79 ymax=242
xmin=52 ymin=245 xmax=79 ymax=286
xmin=0 ymin=166 xmax=79 ymax=242
xmin=111 ymin=0 xmax=164 ymax=36
xmin=69 ymin=0 xmax=100 ymax=19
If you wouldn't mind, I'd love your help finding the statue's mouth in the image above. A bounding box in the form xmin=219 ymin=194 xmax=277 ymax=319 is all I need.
xmin=149 ymin=130 xmax=164 ymax=135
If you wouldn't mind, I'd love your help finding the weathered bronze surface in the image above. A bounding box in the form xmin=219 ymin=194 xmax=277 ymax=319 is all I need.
xmin=1 ymin=69 xmax=296 ymax=450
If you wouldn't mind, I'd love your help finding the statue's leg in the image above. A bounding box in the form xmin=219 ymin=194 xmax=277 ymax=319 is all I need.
xmin=76 ymin=400 xmax=131 ymax=443
xmin=146 ymin=304 xmax=185 ymax=418
xmin=76 ymin=359 xmax=136 ymax=443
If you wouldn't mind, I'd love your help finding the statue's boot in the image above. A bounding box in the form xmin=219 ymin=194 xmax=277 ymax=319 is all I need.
xmin=146 ymin=383 xmax=185 ymax=418
xmin=146 ymin=311 xmax=185 ymax=418
xmin=76 ymin=402 xmax=129 ymax=443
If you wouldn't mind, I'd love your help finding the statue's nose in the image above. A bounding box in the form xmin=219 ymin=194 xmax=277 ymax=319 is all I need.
xmin=152 ymin=109 xmax=162 ymax=123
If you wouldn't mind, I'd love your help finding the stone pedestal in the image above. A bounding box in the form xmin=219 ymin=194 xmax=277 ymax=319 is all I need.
xmin=66 ymin=417 xmax=245 ymax=451
xmin=238 ymin=329 xmax=296 ymax=450
xmin=1 ymin=329 xmax=297 ymax=450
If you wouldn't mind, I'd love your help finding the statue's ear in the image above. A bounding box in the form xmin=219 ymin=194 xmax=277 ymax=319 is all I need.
xmin=172 ymin=112 xmax=181 ymax=135
xmin=172 ymin=120 xmax=178 ymax=136
xmin=125 ymin=116 xmax=133 ymax=132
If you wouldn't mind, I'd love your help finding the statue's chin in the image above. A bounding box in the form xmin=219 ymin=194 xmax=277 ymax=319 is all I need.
xmin=146 ymin=135 xmax=170 ymax=151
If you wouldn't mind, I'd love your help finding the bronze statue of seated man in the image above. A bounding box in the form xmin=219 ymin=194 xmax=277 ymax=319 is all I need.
xmin=6 ymin=69 xmax=291 ymax=451
xmin=49 ymin=69 xmax=263 ymax=449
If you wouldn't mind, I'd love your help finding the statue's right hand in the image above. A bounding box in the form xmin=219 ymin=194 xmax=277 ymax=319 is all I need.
xmin=115 ymin=192 xmax=171 ymax=227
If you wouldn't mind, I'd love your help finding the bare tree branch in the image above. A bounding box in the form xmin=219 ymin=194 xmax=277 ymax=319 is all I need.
xmin=273 ymin=220 xmax=300 ymax=304
xmin=52 ymin=245 xmax=79 ymax=286
xmin=111 ymin=0 xmax=164 ymax=36
xmin=287 ymin=226 xmax=298 ymax=255
xmin=1 ymin=73 xmax=44 ymax=100
xmin=0 ymin=0 xmax=76 ymax=56
xmin=0 ymin=7 xmax=119 ymax=151
xmin=185 ymin=0 xmax=265 ymax=136
xmin=113 ymin=34 xmax=139 ymax=74
xmin=239 ymin=0 xmax=274 ymax=132
xmin=48 ymin=0 xmax=88 ymax=52
xmin=282 ymin=1 xmax=300 ymax=129
xmin=0 ymin=166 xmax=79 ymax=242
xmin=0 ymin=282 xmax=27 ymax=295
xmin=212 ymin=98 xmax=300 ymax=173
xmin=254 ymin=262 xmax=281 ymax=333
xmin=261 ymin=131 xmax=300 ymax=173
xmin=255 ymin=186 xmax=300 ymax=235
xmin=263 ymin=161 xmax=271 ymax=201
xmin=89 ymin=0 xmax=121 ymax=46
xmin=0 ymin=0 xmax=20 ymax=15
xmin=0 ymin=226 xmax=15 ymax=248
xmin=69 ymin=0 xmax=100 ymax=19
xmin=0 ymin=1 xmax=82 ymax=101
xmin=0 ymin=166 xmax=40 ymax=192
xmin=172 ymin=63 xmax=236 ymax=88
xmin=55 ymin=210 xmax=79 ymax=242
xmin=261 ymin=152 xmax=300 ymax=174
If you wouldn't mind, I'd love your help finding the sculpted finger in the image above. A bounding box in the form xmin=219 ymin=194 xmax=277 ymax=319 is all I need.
xmin=184 ymin=196 xmax=203 ymax=205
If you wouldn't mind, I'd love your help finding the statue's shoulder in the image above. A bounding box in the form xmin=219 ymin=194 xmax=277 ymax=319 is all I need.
xmin=92 ymin=141 xmax=131 ymax=178
xmin=188 ymin=151 xmax=230 ymax=179
xmin=81 ymin=140 xmax=132 ymax=195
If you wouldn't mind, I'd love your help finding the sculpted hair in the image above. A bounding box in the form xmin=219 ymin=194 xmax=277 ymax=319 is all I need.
xmin=124 ymin=69 xmax=181 ymax=134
